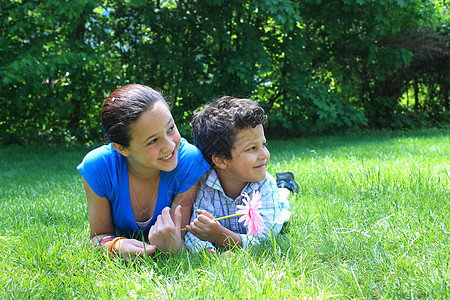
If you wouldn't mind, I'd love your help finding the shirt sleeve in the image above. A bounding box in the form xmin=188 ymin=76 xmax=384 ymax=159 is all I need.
xmin=240 ymin=177 xmax=284 ymax=248
xmin=77 ymin=145 xmax=114 ymax=198
xmin=173 ymin=139 xmax=211 ymax=194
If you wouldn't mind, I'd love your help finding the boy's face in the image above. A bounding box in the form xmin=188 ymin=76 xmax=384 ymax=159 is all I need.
xmin=223 ymin=124 xmax=270 ymax=183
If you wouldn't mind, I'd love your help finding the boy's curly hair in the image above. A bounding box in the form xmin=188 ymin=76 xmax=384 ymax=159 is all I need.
xmin=191 ymin=96 xmax=267 ymax=166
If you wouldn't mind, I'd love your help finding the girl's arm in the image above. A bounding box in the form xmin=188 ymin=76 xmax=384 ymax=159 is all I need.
xmin=171 ymin=179 xmax=201 ymax=235
xmin=147 ymin=179 xmax=201 ymax=252
xmin=81 ymin=176 xmax=156 ymax=259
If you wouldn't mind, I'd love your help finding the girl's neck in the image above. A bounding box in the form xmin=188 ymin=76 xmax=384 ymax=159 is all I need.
xmin=126 ymin=159 xmax=161 ymax=180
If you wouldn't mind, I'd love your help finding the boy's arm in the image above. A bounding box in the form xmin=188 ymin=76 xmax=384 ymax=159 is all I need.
xmin=183 ymin=175 xmax=217 ymax=252
xmin=187 ymin=210 xmax=243 ymax=249
xmin=184 ymin=229 xmax=215 ymax=251
xmin=185 ymin=180 xmax=243 ymax=250
xmin=184 ymin=203 xmax=216 ymax=251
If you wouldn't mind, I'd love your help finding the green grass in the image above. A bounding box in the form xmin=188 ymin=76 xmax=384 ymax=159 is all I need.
xmin=1 ymin=129 xmax=449 ymax=299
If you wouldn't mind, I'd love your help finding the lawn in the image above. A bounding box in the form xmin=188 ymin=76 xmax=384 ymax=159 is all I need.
xmin=0 ymin=129 xmax=448 ymax=299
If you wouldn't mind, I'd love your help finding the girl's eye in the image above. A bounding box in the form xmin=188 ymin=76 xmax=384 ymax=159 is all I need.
xmin=168 ymin=124 xmax=175 ymax=133
xmin=147 ymin=139 xmax=157 ymax=146
xmin=248 ymin=146 xmax=256 ymax=151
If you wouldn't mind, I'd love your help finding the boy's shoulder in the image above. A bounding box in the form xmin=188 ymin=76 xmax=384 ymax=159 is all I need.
xmin=247 ymin=172 xmax=278 ymax=194
xmin=200 ymin=168 xmax=220 ymax=189
xmin=201 ymin=169 xmax=277 ymax=190
xmin=199 ymin=169 xmax=277 ymax=197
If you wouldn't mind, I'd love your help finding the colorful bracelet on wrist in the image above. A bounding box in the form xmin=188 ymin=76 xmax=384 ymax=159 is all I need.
xmin=98 ymin=235 xmax=117 ymax=245
xmin=107 ymin=237 xmax=127 ymax=257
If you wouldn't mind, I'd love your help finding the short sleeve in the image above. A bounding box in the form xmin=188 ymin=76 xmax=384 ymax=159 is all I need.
xmin=77 ymin=145 xmax=115 ymax=199
xmin=171 ymin=139 xmax=210 ymax=194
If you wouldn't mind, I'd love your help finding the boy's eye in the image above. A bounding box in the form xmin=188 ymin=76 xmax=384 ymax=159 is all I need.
xmin=248 ymin=146 xmax=256 ymax=151
xmin=147 ymin=139 xmax=157 ymax=146
xmin=168 ymin=125 xmax=175 ymax=133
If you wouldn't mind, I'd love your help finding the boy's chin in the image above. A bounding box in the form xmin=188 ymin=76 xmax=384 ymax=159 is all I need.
xmin=252 ymin=170 xmax=267 ymax=182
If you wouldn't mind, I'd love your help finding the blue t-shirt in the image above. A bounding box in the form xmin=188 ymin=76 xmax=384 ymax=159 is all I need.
xmin=77 ymin=138 xmax=210 ymax=239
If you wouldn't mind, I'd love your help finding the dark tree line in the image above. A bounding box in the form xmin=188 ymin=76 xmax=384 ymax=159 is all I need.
xmin=1 ymin=0 xmax=448 ymax=144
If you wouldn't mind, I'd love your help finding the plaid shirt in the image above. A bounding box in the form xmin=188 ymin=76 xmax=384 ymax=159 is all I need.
xmin=185 ymin=168 xmax=284 ymax=251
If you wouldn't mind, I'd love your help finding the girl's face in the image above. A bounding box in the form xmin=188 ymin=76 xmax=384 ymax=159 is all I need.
xmin=122 ymin=101 xmax=181 ymax=173
xmin=223 ymin=124 xmax=270 ymax=184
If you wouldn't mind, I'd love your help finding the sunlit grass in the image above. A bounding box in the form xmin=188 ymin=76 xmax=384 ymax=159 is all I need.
xmin=1 ymin=129 xmax=448 ymax=298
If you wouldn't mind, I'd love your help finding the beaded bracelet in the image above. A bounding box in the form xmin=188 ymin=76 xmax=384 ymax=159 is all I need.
xmin=107 ymin=237 xmax=127 ymax=257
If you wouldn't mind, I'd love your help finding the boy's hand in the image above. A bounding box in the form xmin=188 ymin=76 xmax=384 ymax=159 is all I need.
xmin=186 ymin=209 xmax=223 ymax=242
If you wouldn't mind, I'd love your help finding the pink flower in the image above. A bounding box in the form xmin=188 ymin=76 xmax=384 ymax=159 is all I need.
xmin=236 ymin=191 xmax=263 ymax=235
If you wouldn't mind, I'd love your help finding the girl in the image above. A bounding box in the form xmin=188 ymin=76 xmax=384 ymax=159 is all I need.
xmin=77 ymin=84 xmax=210 ymax=259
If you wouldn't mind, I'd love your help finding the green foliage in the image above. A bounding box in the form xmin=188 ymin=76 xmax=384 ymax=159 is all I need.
xmin=297 ymin=0 xmax=448 ymax=129
xmin=0 ymin=0 xmax=113 ymax=143
xmin=0 ymin=0 xmax=447 ymax=144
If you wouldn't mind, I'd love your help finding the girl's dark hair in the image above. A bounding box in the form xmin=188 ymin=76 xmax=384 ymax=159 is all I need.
xmin=191 ymin=96 xmax=267 ymax=166
xmin=101 ymin=84 xmax=168 ymax=147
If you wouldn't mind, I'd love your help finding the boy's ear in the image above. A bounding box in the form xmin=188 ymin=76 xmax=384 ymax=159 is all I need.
xmin=211 ymin=155 xmax=229 ymax=170
xmin=112 ymin=143 xmax=130 ymax=157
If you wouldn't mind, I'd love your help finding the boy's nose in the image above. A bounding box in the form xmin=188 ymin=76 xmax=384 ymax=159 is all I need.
xmin=260 ymin=147 xmax=270 ymax=160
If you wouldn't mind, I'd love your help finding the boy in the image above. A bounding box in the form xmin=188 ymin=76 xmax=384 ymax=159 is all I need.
xmin=185 ymin=96 xmax=298 ymax=252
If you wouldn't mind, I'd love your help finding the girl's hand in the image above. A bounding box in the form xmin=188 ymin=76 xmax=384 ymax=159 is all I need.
xmin=148 ymin=205 xmax=183 ymax=253
xmin=111 ymin=238 xmax=157 ymax=261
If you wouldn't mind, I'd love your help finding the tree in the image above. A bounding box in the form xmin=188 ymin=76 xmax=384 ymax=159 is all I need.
xmin=297 ymin=0 xmax=448 ymax=128
xmin=0 ymin=0 xmax=117 ymax=143
xmin=1 ymin=0 xmax=447 ymax=144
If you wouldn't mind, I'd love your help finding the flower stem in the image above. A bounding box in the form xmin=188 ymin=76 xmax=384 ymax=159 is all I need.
xmin=213 ymin=213 xmax=244 ymax=221
xmin=180 ymin=213 xmax=245 ymax=231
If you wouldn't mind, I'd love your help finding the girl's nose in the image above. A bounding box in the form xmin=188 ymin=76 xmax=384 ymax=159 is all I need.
xmin=161 ymin=135 xmax=175 ymax=152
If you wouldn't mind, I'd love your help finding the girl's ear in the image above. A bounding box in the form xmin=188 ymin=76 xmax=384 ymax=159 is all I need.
xmin=112 ymin=143 xmax=130 ymax=157
xmin=211 ymin=155 xmax=229 ymax=170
